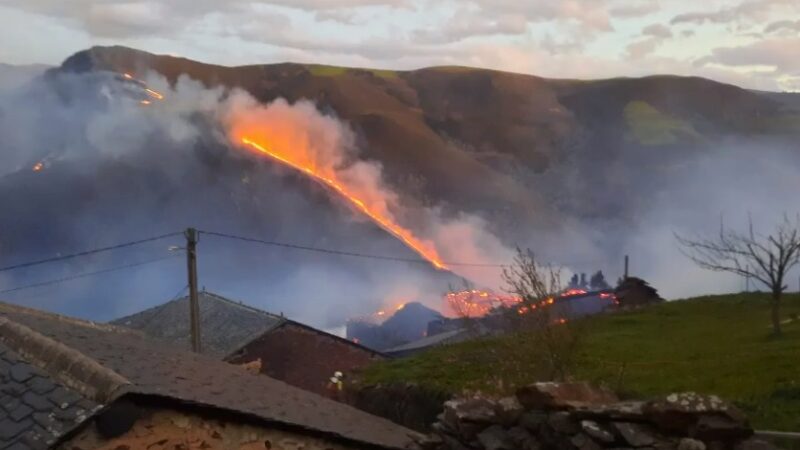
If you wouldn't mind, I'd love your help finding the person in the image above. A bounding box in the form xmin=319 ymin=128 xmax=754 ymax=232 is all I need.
xmin=325 ymin=371 xmax=344 ymax=401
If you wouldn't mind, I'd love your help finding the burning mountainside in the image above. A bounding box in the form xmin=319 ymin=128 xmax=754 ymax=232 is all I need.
xmin=221 ymin=94 xmax=512 ymax=281
xmin=238 ymin=137 xmax=447 ymax=270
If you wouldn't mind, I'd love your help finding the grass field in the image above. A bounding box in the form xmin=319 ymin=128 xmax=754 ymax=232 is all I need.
xmin=624 ymin=100 xmax=701 ymax=145
xmin=361 ymin=292 xmax=800 ymax=431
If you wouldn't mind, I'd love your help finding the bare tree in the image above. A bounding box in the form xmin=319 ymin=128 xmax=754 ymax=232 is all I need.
xmin=676 ymin=215 xmax=800 ymax=337
xmin=502 ymin=248 xmax=582 ymax=381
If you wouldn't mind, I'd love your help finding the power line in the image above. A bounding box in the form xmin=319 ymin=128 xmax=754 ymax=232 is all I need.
xmin=198 ymin=229 xmax=510 ymax=268
xmin=0 ymin=255 xmax=181 ymax=295
xmin=0 ymin=232 xmax=182 ymax=274
xmin=198 ymin=229 xmax=610 ymax=269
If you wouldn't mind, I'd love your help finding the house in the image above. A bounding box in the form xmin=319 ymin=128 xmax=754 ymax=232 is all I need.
xmin=615 ymin=277 xmax=664 ymax=307
xmin=0 ymin=301 xmax=417 ymax=449
xmin=112 ymin=291 xmax=385 ymax=396
xmin=383 ymin=328 xmax=477 ymax=358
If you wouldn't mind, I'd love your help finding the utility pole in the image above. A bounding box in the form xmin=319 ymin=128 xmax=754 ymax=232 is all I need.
xmin=623 ymin=255 xmax=629 ymax=280
xmin=185 ymin=228 xmax=201 ymax=353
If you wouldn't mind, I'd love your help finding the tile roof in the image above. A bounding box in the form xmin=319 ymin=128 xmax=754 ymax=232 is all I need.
xmin=113 ymin=291 xmax=384 ymax=359
xmin=383 ymin=329 xmax=470 ymax=354
xmin=111 ymin=291 xmax=285 ymax=357
xmin=0 ymin=341 xmax=99 ymax=449
xmin=0 ymin=302 xmax=417 ymax=449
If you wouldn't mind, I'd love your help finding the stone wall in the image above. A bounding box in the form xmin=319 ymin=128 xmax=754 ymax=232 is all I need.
xmin=416 ymin=382 xmax=779 ymax=450
xmin=60 ymin=404 xmax=357 ymax=450
xmin=348 ymin=383 xmax=452 ymax=432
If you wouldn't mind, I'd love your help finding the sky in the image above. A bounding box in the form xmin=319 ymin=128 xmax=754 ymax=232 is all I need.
xmin=0 ymin=1 xmax=798 ymax=90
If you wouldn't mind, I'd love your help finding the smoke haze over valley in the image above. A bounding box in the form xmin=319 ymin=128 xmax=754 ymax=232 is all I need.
xmin=1 ymin=46 xmax=799 ymax=329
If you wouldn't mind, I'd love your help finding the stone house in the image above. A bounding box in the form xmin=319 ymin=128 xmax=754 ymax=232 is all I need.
xmin=112 ymin=291 xmax=385 ymax=396
xmin=0 ymin=301 xmax=417 ymax=449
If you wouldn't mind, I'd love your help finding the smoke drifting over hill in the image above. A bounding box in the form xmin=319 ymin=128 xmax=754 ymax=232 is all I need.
xmin=1 ymin=48 xmax=799 ymax=330
xmin=0 ymin=68 xmax=512 ymax=326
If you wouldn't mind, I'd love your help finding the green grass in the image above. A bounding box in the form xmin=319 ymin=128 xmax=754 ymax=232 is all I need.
xmin=623 ymin=100 xmax=701 ymax=145
xmin=305 ymin=65 xmax=398 ymax=79
xmin=368 ymin=69 xmax=399 ymax=79
xmin=306 ymin=65 xmax=348 ymax=77
xmin=361 ymin=293 xmax=800 ymax=431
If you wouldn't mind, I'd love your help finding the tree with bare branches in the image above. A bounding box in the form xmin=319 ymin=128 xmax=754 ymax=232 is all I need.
xmin=676 ymin=215 xmax=800 ymax=337
xmin=502 ymin=248 xmax=583 ymax=381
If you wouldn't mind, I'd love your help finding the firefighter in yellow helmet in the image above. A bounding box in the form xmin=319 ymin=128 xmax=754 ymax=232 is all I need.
xmin=326 ymin=371 xmax=345 ymax=401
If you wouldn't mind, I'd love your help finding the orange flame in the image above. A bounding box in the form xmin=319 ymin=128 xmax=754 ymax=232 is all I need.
xmin=239 ymin=137 xmax=447 ymax=270
xmin=145 ymin=88 xmax=164 ymax=100
xmin=32 ymin=162 xmax=44 ymax=172
xmin=123 ymin=73 xmax=133 ymax=79
xmin=140 ymin=100 xmax=152 ymax=106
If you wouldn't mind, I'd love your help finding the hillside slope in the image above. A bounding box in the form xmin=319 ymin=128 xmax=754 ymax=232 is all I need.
xmin=57 ymin=46 xmax=800 ymax=240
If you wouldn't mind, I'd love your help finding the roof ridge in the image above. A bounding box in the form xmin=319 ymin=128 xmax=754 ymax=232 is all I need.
xmin=0 ymin=301 xmax=141 ymax=335
xmin=200 ymin=291 xmax=283 ymax=319
xmin=0 ymin=316 xmax=130 ymax=403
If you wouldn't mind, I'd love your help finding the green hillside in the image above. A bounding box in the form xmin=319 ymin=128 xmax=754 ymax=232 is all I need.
xmin=361 ymin=293 xmax=800 ymax=431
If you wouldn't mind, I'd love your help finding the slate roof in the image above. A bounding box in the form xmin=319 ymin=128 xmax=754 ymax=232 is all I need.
xmin=111 ymin=291 xmax=285 ymax=357
xmin=0 ymin=342 xmax=98 ymax=449
xmin=0 ymin=301 xmax=417 ymax=449
xmin=113 ymin=291 xmax=383 ymax=359
xmin=383 ymin=329 xmax=471 ymax=356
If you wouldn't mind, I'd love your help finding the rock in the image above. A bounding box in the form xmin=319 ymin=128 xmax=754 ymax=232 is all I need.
xmin=439 ymin=432 xmax=474 ymax=450
xmin=644 ymin=393 xmax=749 ymax=435
xmin=690 ymin=414 xmax=752 ymax=444
xmin=581 ymin=420 xmax=615 ymax=444
xmin=517 ymin=382 xmax=619 ymax=410
xmin=677 ymin=438 xmax=706 ymax=450
xmin=506 ymin=427 xmax=540 ymax=450
xmin=414 ymin=433 xmax=444 ymax=450
xmin=495 ymin=396 xmax=524 ymax=425
xmin=571 ymin=432 xmax=604 ymax=450
xmin=518 ymin=411 xmax=548 ymax=433
xmin=613 ymin=422 xmax=657 ymax=447
xmin=547 ymin=411 xmax=580 ymax=434
xmin=733 ymin=438 xmax=779 ymax=450
xmin=573 ymin=401 xmax=647 ymax=422
xmin=477 ymin=425 xmax=514 ymax=450
xmin=443 ymin=397 xmax=498 ymax=425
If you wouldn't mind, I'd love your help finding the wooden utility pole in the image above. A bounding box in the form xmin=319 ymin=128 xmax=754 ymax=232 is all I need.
xmin=185 ymin=228 xmax=201 ymax=353
xmin=624 ymin=255 xmax=629 ymax=280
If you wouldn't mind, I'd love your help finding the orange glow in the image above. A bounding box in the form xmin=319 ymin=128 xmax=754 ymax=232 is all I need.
xmin=140 ymin=100 xmax=152 ymax=106
xmin=123 ymin=73 xmax=133 ymax=79
xmin=562 ymin=288 xmax=588 ymax=296
xmin=445 ymin=289 xmax=521 ymax=318
xmin=145 ymin=88 xmax=164 ymax=100
xmin=239 ymin=137 xmax=447 ymax=270
xmin=32 ymin=162 xmax=44 ymax=172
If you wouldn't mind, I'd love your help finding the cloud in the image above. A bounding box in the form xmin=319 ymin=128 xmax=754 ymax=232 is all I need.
xmin=764 ymin=19 xmax=800 ymax=33
xmin=671 ymin=0 xmax=800 ymax=26
xmin=626 ymin=23 xmax=673 ymax=60
xmin=642 ymin=23 xmax=672 ymax=38
xmin=702 ymin=38 xmax=800 ymax=73
xmin=609 ymin=0 xmax=661 ymax=18
xmin=413 ymin=9 xmax=529 ymax=45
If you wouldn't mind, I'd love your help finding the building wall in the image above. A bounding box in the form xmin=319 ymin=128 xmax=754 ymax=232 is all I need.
xmin=227 ymin=323 xmax=384 ymax=396
xmin=60 ymin=406 xmax=356 ymax=450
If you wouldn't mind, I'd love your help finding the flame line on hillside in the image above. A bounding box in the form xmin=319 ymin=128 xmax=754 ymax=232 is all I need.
xmin=240 ymin=137 xmax=448 ymax=270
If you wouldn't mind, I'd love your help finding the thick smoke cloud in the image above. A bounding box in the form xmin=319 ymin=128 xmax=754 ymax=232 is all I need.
xmin=0 ymin=69 xmax=514 ymax=328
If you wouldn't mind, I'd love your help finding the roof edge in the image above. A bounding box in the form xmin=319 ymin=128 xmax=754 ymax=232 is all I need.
xmin=0 ymin=316 xmax=131 ymax=403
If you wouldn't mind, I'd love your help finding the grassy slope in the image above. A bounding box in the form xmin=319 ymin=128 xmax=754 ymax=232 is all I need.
xmin=361 ymin=293 xmax=800 ymax=430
